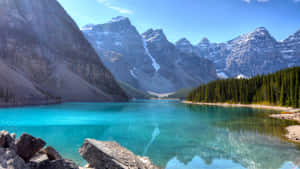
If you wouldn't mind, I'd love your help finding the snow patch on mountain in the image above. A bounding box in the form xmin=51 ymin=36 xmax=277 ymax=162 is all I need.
xmin=130 ymin=69 xmax=137 ymax=79
xmin=142 ymin=37 xmax=160 ymax=72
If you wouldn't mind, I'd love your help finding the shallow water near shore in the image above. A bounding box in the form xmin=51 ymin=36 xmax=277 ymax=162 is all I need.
xmin=1 ymin=100 xmax=300 ymax=169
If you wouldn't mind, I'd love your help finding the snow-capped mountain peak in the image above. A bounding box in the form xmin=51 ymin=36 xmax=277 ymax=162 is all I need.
xmin=110 ymin=16 xmax=129 ymax=23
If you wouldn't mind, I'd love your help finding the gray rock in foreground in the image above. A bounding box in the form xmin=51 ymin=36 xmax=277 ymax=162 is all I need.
xmin=1 ymin=131 xmax=159 ymax=169
xmin=79 ymin=139 xmax=159 ymax=169
xmin=0 ymin=130 xmax=16 ymax=149
xmin=0 ymin=148 xmax=29 ymax=169
xmin=0 ymin=131 xmax=79 ymax=169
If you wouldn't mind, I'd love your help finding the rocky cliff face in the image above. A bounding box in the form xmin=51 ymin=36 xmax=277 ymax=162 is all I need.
xmin=279 ymin=29 xmax=300 ymax=68
xmin=83 ymin=18 xmax=217 ymax=93
xmin=225 ymin=27 xmax=286 ymax=77
xmin=191 ymin=27 xmax=300 ymax=78
xmin=0 ymin=0 xmax=128 ymax=102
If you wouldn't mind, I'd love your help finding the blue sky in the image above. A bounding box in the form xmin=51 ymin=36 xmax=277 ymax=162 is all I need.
xmin=58 ymin=0 xmax=300 ymax=44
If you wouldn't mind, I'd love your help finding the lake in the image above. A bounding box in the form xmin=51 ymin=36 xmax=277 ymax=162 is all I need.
xmin=0 ymin=100 xmax=300 ymax=169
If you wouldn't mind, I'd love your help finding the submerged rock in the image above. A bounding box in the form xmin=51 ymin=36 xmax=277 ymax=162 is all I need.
xmin=15 ymin=134 xmax=46 ymax=162
xmin=79 ymin=139 xmax=159 ymax=169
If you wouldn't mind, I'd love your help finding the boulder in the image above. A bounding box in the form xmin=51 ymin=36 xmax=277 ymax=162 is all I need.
xmin=79 ymin=139 xmax=159 ymax=169
xmin=15 ymin=134 xmax=46 ymax=162
xmin=0 ymin=130 xmax=15 ymax=149
xmin=29 ymin=153 xmax=49 ymax=163
xmin=28 ymin=159 xmax=79 ymax=169
xmin=0 ymin=148 xmax=29 ymax=169
xmin=42 ymin=146 xmax=63 ymax=160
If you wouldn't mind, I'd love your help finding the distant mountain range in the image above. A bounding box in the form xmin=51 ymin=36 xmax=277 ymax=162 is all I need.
xmin=82 ymin=16 xmax=217 ymax=94
xmin=0 ymin=1 xmax=128 ymax=104
xmin=82 ymin=17 xmax=300 ymax=94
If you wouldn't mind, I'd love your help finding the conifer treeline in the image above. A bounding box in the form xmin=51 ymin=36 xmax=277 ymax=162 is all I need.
xmin=187 ymin=67 xmax=300 ymax=108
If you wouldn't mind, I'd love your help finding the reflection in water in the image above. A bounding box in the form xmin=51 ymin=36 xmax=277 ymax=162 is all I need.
xmin=165 ymin=156 xmax=245 ymax=169
xmin=143 ymin=124 xmax=160 ymax=156
xmin=0 ymin=101 xmax=300 ymax=169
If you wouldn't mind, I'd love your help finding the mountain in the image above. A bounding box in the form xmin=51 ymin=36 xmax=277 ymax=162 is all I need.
xmin=225 ymin=27 xmax=286 ymax=77
xmin=0 ymin=0 xmax=128 ymax=103
xmin=82 ymin=17 xmax=217 ymax=93
xmin=192 ymin=27 xmax=299 ymax=78
xmin=280 ymin=29 xmax=300 ymax=67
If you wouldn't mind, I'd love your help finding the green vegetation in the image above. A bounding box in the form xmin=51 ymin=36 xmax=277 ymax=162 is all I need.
xmin=187 ymin=67 xmax=300 ymax=108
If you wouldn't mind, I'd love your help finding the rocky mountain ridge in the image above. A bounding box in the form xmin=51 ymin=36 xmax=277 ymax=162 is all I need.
xmin=82 ymin=17 xmax=217 ymax=94
xmin=83 ymin=17 xmax=299 ymax=94
xmin=190 ymin=27 xmax=300 ymax=78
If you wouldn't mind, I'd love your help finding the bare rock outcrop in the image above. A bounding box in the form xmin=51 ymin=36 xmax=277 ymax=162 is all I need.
xmin=0 ymin=148 xmax=29 ymax=169
xmin=0 ymin=131 xmax=79 ymax=169
xmin=79 ymin=139 xmax=159 ymax=169
xmin=15 ymin=134 xmax=46 ymax=162
xmin=1 ymin=131 xmax=159 ymax=169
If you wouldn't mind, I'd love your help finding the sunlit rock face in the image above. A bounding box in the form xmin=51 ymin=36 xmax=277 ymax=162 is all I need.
xmin=0 ymin=0 xmax=127 ymax=102
xmin=82 ymin=17 xmax=217 ymax=93
xmin=225 ymin=27 xmax=286 ymax=77
xmin=185 ymin=27 xmax=300 ymax=78
xmin=279 ymin=29 xmax=300 ymax=67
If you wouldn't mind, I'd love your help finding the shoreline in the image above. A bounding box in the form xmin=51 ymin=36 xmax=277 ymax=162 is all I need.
xmin=182 ymin=101 xmax=300 ymax=143
xmin=182 ymin=101 xmax=300 ymax=112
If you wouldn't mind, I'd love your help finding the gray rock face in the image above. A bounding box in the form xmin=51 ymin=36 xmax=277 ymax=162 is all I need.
xmin=225 ymin=27 xmax=286 ymax=77
xmin=79 ymin=139 xmax=159 ymax=169
xmin=0 ymin=131 xmax=80 ymax=169
xmin=29 ymin=159 xmax=79 ymax=169
xmin=192 ymin=27 xmax=300 ymax=78
xmin=0 ymin=0 xmax=128 ymax=103
xmin=16 ymin=134 xmax=46 ymax=162
xmin=82 ymin=17 xmax=217 ymax=93
xmin=0 ymin=148 xmax=29 ymax=169
xmin=279 ymin=29 xmax=300 ymax=68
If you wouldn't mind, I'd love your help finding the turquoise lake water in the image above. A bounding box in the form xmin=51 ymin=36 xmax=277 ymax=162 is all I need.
xmin=1 ymin=100 xmax=300 ymax=169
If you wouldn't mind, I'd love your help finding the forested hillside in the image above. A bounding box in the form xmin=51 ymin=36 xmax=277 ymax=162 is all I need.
xmin=187 ymin=67 xmax=300 ymax=108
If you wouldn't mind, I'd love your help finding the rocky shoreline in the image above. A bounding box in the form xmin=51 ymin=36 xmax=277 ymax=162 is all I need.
xmin=183 ymin=101 xmax=300 ymax=143
xmin=0 ymin=131 xmax=159 ymax=169
xmin=270 ymin=113 xmax=300 ymax=143
xmin=183 ymin=101 xmax=300 ymax=112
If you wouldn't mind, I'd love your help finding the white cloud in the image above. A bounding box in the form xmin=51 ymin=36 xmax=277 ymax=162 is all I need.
xmin=97 ymin=0 xmax=133 ymax=14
